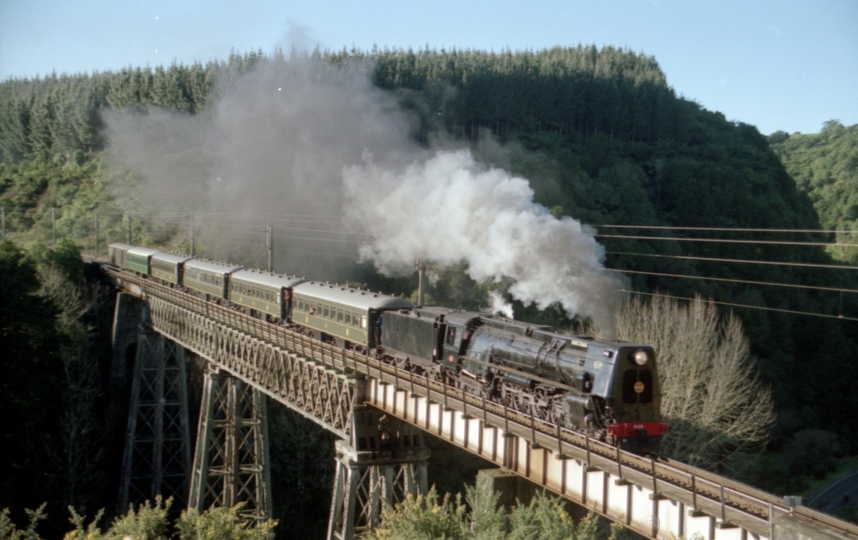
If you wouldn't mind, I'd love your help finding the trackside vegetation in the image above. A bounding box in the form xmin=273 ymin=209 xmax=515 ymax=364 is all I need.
xmin=2 ymin=46 xmax=858 ymax=536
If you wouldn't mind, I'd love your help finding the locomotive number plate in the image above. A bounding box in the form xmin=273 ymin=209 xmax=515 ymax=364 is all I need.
xmin=634 ymin=381 xmax=645 ymax=393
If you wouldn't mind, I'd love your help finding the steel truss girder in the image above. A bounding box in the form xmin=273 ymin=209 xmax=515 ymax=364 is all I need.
xmin=189 ymin=371 xmax=272 ymax=522
xmin=119 ymin=329 xmax=192 ymax=512
xmin=103 ymin=268 xmax=858 ymax=540
xmin=146 ymin=295 xmax=358 ymax=439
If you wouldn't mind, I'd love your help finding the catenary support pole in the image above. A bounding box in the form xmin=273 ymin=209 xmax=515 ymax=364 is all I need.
xmin=266 ymin=220 xmax=273 ymax=272
xmin=189 ymin=213 xmax=195 ymax=256
xmin=416 ymin=259 xmax=425 ymax=306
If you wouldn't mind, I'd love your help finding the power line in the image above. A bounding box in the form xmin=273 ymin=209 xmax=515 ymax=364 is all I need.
xmin=606 ymin=251 xmax=858 ymax=271
xmin=612 ymin=268 xmax=858 ymax=295
xmin=626 ymin=290 xmax=858 ymax=322
xmin=271 ymin=234 xmax=367 ymax=244
xmin=272 ymin=225 xmax=370 ymax=236
xmin=597 ymin=225 xmax=849 ymax=235
xmin=285 ymin=247 xmax=361 ymax=260
xmin=596 ymin=234 xmax=858 ymax=249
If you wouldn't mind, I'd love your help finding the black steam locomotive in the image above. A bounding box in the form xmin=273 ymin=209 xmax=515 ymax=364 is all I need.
xmin=382 ymin=306 xmax=667 ymax=450
xmin=109 ymin=243 xmax=667 ymax=450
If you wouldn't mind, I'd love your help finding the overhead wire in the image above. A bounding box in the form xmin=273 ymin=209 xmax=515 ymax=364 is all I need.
xmin=596 ymin=234 xmax=858 ymax=249
xmin=597 ymin=224 xmax=850 ymax=235
xmin=606 ymin=251 xmax=858 ymax=272
xmin=286 ymin=247 xmax=361 ymax=260
xmin=611 ymin=268 xmax=858 ymax=295
xmin=625 ymin=290 xmax=858 ymax=322
xmin=105 ymin=210 xmax=858 ymax=321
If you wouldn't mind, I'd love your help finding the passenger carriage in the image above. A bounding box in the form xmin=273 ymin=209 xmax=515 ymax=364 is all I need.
xmin=291 ymin=281 xmax=414 ymax=349
xmin=126 ymin=246 xmax=160 ymax=275
xmin=182 ymin=259 xmax=244 ymax=299
xmin=228 ymin=269 xmax=307 ymax=320
xmin=150 ymin=252 xmax=195 ymax=285
xmin=108 ymin=242 xmax=135 ymax=268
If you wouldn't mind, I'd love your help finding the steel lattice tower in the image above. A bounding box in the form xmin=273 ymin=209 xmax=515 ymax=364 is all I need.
xmin=189 ymin=369 xmax=272 ymax=522
xmin=118 ymin=329 xmax=192 ymax=511
xmin=327 ymin=405 xmax=430 ymax=540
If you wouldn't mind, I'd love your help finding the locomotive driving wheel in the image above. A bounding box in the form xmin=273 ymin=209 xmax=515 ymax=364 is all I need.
xmin=499 ymin=381 xmax=525 ymax=414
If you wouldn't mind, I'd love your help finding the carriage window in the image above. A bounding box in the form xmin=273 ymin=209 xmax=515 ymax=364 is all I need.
xmin=337 ymin=309 xmax=343 ymax=322
xmin=323 ymin=306 xmax=329 ymax=318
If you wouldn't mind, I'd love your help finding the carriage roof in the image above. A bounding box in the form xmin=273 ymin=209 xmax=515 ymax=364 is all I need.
xmin=293 ymin=281 xmax=414 ymax=311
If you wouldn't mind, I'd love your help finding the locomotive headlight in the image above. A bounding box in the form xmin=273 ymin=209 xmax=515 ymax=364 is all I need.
xmin=632 ymin=349 xmax=649 ymax=366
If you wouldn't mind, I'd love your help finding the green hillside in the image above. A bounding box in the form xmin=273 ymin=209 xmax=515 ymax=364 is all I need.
xmin=2 ymin=47 xmax=857 ymax=495
xmin=769 ymin=122 xmax=858 ymax=263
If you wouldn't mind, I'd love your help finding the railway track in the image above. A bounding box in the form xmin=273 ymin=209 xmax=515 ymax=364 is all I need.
xmin=96 ymin=261 xmax=858 ymax=539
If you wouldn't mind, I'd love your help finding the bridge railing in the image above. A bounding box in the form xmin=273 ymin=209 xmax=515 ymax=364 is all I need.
xmin=102 ymin=264 xmax=858 ymax=539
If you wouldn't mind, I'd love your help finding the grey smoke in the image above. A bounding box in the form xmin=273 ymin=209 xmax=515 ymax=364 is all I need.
xmin=342 ymin=148 xmax=626 ymax=334
xmin=102 ymin=57 xmax=625 ymax=334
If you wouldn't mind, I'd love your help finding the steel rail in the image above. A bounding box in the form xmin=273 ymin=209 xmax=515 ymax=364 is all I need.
xmin=98 ymin=263 xmax=858 ymax=539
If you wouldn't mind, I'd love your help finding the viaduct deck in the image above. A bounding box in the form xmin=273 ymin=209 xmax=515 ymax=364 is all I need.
xmin=100 ymin=262 xmax=858 ymax=540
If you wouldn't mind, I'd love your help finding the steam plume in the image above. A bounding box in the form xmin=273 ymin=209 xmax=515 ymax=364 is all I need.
xmin=342 ymin=149 xmax=626 ymax=335
xmin=102 ymin=57 xmax=625 ymax=334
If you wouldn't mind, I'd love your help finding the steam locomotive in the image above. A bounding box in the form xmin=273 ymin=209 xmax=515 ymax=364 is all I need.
xmin=109 ymin=242 xmax=667 ymax=450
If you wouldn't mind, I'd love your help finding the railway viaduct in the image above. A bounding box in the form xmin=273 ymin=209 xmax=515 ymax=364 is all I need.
xmin=98 ymin=260 xmax=857 ymax=540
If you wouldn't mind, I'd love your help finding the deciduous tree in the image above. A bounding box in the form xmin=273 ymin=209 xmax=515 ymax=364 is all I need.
xmin=616 ymin=293 xmax=775 ymax=476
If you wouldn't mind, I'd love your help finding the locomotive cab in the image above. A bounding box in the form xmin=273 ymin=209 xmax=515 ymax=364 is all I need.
xmin=440 ymin=311 xmax=482 ymax=374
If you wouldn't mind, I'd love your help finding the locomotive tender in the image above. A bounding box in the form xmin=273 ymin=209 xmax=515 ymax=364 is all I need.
xmin=108 ymin=242 xmax=667 ymax=450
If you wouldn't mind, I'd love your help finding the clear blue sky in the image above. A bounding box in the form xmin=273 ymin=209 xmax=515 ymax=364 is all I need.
xmin=1 ymin=0 xmax=855 ymax=135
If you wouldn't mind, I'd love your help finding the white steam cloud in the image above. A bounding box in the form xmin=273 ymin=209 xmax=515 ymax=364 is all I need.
xmin=343 ymin=149 xmax=626 ymax=335
xmin=489 ymin=291 xmax=515 ymax=319
xmin=102 ymin=57 xmax=625 ymax=334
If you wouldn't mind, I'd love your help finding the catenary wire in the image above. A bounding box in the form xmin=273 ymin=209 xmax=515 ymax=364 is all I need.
xmin=597 ymin=225 xmax=851 ymax=234
xmin=596 ymin=234 xmax=858 ymax=249
xmin=606 ymin=251 xmax=858 ymax=271
xmin=611 ymin=268 xmax=858 ymax=295
xmin=625 ymin=290 xmax=858 ymax=322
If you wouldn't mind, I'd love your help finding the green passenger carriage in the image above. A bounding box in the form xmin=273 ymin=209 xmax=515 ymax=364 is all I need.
xmin=126 ymin=247 xmax=160 ymax=274
xmin=182 ymin=259 xmax=244 ymax=298
xmin=291 ymin=281 xmax=414 ymax=349
xmin=228 ymin=269 xmax=307 ymax=319
xmin=108 ymin=243 xmax=135 ymax=268
xmin=150 ymin=252 xmax=195 ymax=285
